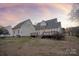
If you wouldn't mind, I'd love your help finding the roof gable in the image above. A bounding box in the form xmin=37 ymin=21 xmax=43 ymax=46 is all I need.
xmin=13 ymin=19 xmax=31 ymax=29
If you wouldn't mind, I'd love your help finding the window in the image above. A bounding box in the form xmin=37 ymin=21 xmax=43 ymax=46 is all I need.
xmin=13 ymin=31 xmax=15 ymax=34
xmin=18 ymin=30 xmax=20 ymax=34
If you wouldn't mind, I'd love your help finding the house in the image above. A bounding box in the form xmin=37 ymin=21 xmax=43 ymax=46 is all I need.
xmin=12 ymin=19 xmax=35 ymax=36
xmin=3 ymin=18 xmax=63 ymax=37
xmin=33 ymin=18 xmax=63 ymax=36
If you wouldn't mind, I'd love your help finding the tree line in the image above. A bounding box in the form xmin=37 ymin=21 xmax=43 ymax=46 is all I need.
xmin=0 ymin=26 xmax=9 ymax=37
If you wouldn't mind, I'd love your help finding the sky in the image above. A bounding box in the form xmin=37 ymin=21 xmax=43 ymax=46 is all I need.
xmin=0 ymin=3 xmax=77 ymax=28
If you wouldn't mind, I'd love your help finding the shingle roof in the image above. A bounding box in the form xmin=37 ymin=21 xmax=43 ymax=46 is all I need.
xmin=12 ymin=19 xmax=31 ymax=29
xmin=35 ymin=18 xmax=61 ymax=30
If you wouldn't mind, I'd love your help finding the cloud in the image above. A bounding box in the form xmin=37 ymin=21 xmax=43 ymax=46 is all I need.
xmin=0 ymin=3 xmax=72 ymax=27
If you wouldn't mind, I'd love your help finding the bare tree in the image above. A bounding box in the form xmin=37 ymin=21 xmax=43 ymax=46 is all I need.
xmin=70 ymin=3 xmax=79 ymax=22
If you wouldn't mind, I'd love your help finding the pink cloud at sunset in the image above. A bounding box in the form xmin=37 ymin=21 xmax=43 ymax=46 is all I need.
xmin=0 ymin=3 xmax=73 ymax=28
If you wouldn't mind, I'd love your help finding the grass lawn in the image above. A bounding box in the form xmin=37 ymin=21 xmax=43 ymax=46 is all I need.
xmin=0 ymin=36 xmax=79 ymax=56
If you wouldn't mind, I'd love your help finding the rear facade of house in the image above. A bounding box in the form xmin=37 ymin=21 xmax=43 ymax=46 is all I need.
xmin=4 ymin=18 xmax=63 ymax=37
xmin=31 ymin=18 xmax=63 ymax=37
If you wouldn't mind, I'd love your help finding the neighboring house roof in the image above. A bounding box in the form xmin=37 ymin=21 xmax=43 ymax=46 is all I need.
xmin=35 ymin=18 xmax=61 ymax=30
xmin=12 ymin=19 xmax=31 ymax=29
